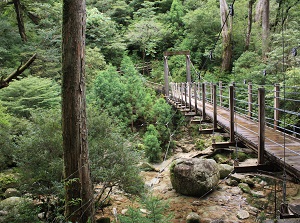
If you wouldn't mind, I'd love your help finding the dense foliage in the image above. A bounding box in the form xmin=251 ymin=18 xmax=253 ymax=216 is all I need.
xmin=0 ymin=0 xmax=300 ymax=221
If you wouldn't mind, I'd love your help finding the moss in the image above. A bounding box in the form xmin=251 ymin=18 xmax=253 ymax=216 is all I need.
xmin=232 ymin=151 xmax=249 ymax=162
xmin=0 ymin=171 xmax=19 ymax=193
xmin=238 ymin=183 xmax=251 ymax=194
xmin=195 ymin=139 xmax=206 ymax=150
xmin=213 ymin=153 xmax=229 ymax=164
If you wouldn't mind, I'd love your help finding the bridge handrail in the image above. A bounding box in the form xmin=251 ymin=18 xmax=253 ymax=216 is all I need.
xmin=169 ymin=81 xmax=300 ymax=158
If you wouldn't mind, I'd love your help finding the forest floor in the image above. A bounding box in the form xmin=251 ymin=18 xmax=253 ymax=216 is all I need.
xmin=96 ymin=129 xmax=300 ymax=223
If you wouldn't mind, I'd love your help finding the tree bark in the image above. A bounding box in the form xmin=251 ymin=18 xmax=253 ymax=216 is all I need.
xmin=13 ymin=0 xmax=27 ymax=42
xmin=220 ymin=0 xmax=232 ymax=72
xmin=261 ymin=0 xmax=270 ymax=58
xmin=245 ymin=0 xmax=255 ymax=51
xmin=62 ymin=0 xmax=94 ymax=222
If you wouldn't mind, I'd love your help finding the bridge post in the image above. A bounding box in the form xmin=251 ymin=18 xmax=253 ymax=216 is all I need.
xmin=164 ymin=56 xmax=169 ymax=97
xmin=219 ymin=81 xmax=223 ymax=107
xmin=177 ymin=83 xmax=179 ymax=104
xmin=184 ymin=83 xmax=188 ymax=109
xmin=274 ymin=84 xmax=280 ymax=130
xmin=186 ymin=55 xmax=192 ymax=111
xmin=248 ymin=82 xmax=253 ymax=118
xmin=210 ymin=82 xmax=213 ymax=103
xmin=180 ymin=83 xmax=183 ymax=106
xmin=258 ymin=87 xmax=265 ymax=165
xmin=169 ymin=82 xmax=173 ymax=99
xmin=229 ymin=85 xmax=235 ymax=143
xmin=202 ymin=83 xmax=206 ymax=120
xmin=194 ymin=83 xmax=198 ymax=114
xmin=213 ymin=84 xmax=218 ymax=130
xmin=174 ymin=83 xmax=177 ymax=102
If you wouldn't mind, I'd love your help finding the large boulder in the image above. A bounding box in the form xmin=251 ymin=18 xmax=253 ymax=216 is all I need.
xmin=170 ymin=158 xmax=220 ymax=196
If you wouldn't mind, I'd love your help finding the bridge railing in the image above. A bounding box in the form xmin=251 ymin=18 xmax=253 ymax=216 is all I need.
xmin=169 ymin=81 xmax=300 ymax=140
xmin=169 ymin=81 xmax=300 ymax=174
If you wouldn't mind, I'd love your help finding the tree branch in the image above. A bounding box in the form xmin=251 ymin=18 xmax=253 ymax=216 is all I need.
xmin=0 ymin=53 xmax=37 ymax=89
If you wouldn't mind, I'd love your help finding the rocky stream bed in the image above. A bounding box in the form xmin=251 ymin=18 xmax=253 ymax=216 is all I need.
xmin=97 ymin=134 xmax=300 ymax=223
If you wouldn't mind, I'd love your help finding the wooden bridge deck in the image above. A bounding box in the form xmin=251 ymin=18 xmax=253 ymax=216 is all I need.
xmin=169 ymin=95 xmax=300 ymax=181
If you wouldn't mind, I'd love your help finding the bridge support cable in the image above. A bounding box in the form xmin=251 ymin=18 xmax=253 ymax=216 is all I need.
xmin=274 ymin=84 xmax=280 ymax=130
xmin=186 ymin=55 xmax=192 ymax=111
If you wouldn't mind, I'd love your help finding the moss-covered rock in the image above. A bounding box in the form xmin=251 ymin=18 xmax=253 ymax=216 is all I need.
xmin=0 ymin=171 xmax=19 ymax=194
xmin=238 ymin=183 xmax=251 ymax=194
xmin=213 ymin=154 xmax=229 ymax=164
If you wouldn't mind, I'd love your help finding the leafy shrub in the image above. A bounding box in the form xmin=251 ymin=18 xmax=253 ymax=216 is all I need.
xmin=143 ymin=124 xmax=161 ymax=163
xmin=119 ymin=193 xmax=173 ymax=223
xmin=14 ymin=108 xmax=63 ymax=196
xmin=148 ymin=98 xmax=173 ymax=149
xmin=88 ymin=108 xmax=144 ymax=207
xmin=0 ymin=104 xmax=14 ymax=170
xmin=0 ymin=76 xmax=61 ymax=118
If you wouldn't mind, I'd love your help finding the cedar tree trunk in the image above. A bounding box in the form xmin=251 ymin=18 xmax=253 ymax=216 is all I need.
xmin=245 ymin=0 xmax=255 ymax=51
xmin=262 ymin=0 xmax=270 ymax=58
xmin=220 ymin=0 xmax=233 ymax=72
xmin=62 ymin=0 xmax=94 ymax=222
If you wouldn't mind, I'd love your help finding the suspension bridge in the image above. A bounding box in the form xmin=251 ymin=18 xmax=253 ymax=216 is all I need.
xmin=163 ymin=51 xmax=300 ymax=184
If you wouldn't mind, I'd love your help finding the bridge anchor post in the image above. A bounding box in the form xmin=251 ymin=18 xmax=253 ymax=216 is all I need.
xmin=258 ymin=87 xmax=265 ymax=165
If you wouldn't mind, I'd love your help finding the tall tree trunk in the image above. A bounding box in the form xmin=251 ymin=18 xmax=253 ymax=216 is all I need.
xmin=220 ymin=0 xmax=232 ymax=72
xmin=13 ymin=0 xmax=27 ymax=42
xmin=245 ymin=0 xmax=255 ymax=51
xmin=261 ymin=0 xmax=270 ymax=58
xmin=62 ymin=0 xmax=94 ymax=222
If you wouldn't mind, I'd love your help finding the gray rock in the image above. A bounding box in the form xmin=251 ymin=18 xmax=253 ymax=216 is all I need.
xmin=186 ymin=212 xmax=201 ymax=223
xmin=241 ymin=176 xmax=255 ymax=187
xmin=170 ymin=158 xmax=220 ymax=196
xmin=138 ymin=162 xmax=157 ymax=172
xmin=0 ymin=210 xmax=8 ymax=216
xmin=4 ymin=188 xmax=21 ymax=198
xmin=225 ymin=178 xmax=238 ymax=186
xmin=229 ymin=173 xmax=245 ymax=183
xmin=237 ymin=210 xmax=249 ymax=219
xmin=218 ymin=164 xmax=234 ymax=179
xmin=251 ymin=190 xmax=265 ymax=198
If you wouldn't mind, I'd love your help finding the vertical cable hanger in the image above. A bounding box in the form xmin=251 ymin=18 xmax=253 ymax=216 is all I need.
xmin=229 ymin=3 xmax=239 ymax=166
xmin=280 ymin=1 xmax=288 ymax=217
